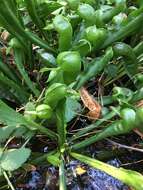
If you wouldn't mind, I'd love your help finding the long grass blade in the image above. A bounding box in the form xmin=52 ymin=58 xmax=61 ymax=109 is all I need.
xmin=14 ymin=48 xmax=40 ymax=97
xmin=70 ymin=152 xmax=143 ymax=190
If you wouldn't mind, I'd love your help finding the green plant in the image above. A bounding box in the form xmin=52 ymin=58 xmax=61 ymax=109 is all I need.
xmin=0 ymin=0 xmax=143 ymax=190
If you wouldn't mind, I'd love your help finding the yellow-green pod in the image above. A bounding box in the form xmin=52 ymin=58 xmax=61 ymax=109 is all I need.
xmin=36 ymin=104 xmax=53 ymax=119
xmin=57 ymin=51 xmax=81 ymax=84
xmin=77 ymin=3 xmax=95 ymax=25
xmin=53 ymin=15 xmax=73 ymax=51
xmin=44 ymin=83 xmax=67 ymax=108
xmin=66 ymin=0 xmax=80 ymax=10
xmin=85 ymin=25 xmax=107 ymax=49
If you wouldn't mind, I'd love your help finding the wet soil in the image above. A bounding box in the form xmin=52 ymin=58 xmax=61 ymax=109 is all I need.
xmin=13 ymin=132 xmax=143 ymax=190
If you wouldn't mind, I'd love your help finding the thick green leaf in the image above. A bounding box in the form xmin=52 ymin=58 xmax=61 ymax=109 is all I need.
xmin=0 ymin=100 xmax=57 ymax=140
xmin=71 ymin=152 xmax=143 ymax=190
xmin=65 ymin=97 xmax=81 ymax=122
xmin=37 ymin=49 xmax=56 ymax=67
xmin=1 ymin=148 xmax=31 ymax=171
xmin=0 ymin=100 xmax=30 ymax=127
xmin=47 ymin=152 xmax=60 ymax=167
xmin=0 ymin=126 xmax=15 ymax=143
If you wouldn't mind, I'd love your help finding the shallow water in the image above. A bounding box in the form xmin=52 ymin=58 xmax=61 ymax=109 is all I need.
xmin=16 ymin=158 xmax=130 ymax=190
xmin=67 ymin=159 xmax=129 ymax=190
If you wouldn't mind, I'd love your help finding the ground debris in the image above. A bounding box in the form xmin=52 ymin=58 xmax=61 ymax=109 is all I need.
xmin=80 ymin=87 xmax=101 ymax=120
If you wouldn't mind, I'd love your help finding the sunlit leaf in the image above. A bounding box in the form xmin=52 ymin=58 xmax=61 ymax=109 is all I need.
xmin=71 ymin=152 xmax=143 ymax=190
xmin=1 ymin=148 xmax=31 ymax=171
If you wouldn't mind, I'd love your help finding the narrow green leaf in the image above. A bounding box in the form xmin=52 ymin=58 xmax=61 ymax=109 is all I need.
xmin=14 ymin=48 xmax=40 ymax=97
xmin=0 ymin=73 xmax=29 ymax=103
xmin=24 ymin=0 xmax=48 ymax=40
xmin=71 ymin=108 xmax=118 ymax=141
xmin=70 ymin=152 xmax=143 ymax=190
xmin=0 ymin=0 xmax=55 ymax=53
xmin=0 ymin=59 xmax=19 ymax=83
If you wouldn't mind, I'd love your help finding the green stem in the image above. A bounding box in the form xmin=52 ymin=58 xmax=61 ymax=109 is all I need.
xmin=71 ymin=108 xmax=119 ymax=141
xmin=59 ymin=159 xmax=67 ymax=190
xmin=3 ymin=171 xmax=15 ymax=190
xmin=71 ymin=116 xmax=135 ymax=150
xmin=27 ymin=120 xmax=57 ymax=140
xmin=56 ymin=100 xmax=66 ymax=147
xmin=133 ymin=41 xmax=143 ymax=57
xmin=131 ymin=87 xmax=143 ymax=103
xmin=101 ymin=13 xmax=143 ymax=49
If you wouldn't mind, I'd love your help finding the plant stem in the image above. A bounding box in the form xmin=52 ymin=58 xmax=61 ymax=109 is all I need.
xmin=3 ymin=171 xmax=15 ymax=190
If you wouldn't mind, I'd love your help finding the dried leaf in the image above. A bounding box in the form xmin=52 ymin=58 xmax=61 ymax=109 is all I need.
xmin=1 ymin=31 xmax=9 ymax=41
xmin=133 ymin=128 xmax=143 ymax=139
xmin=136 ymin=100 xmax=143 ymax=108
xmin=75 ymin=165 xmax=86 ymax=175
xmin=23 ymin=164 xmax=36 ymax=172
xmin=80 ymin=87 xmax=101 ymax=120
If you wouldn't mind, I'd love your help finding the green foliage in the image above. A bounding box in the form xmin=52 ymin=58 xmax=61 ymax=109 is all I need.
xmin=65 ymin=97 xmax=81 ymax=122
xmin=0 ymin=0 xmax=143 ymax=189
xmin=0 ymin=148 xmax=31 ymax=172
xmin=47 ymin=152 xmax=60 ymax=167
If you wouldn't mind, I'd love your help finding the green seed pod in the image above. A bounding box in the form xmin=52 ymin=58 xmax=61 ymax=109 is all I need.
xmin=85 ymin=26 xmax=107 ymax=48
xmin=94 ymin=10 xmax=104 ymax=27
xmin=77 ymin=3 xmax=95 ymax=25
xmin=120 ymin=108 xmax=136 ymax=132
xmin=57 ymin=51 xmax=81 ymax=84
xmin=112 ymin=42 xmax=138 ymax=76
xmin=36 ymin=104 xmax=53 ymax=119
xmin=53 ymin=15 xmax=73 ymax=51
xmin=112 ymin=87 xmax=133 ymax=103
xmin=57 ymin=51 xmax=81 ymax=73
xmin=134 ymin=74 xmax=143 ymax=88
xmin=112 ymin=13 xmax=127 ymax=26
xmin=44 ymin=83 xmax=67 ymax=108
xmin=113 ymin=42 xmax=136 ymax=61
xmin=9 ymin=38 xmax=23 ymax=49
xmin=66 ymin=0 xmax=80 ymax=10
xmin=131 ymin=87 xmax=143 ymax=103
xmin=74 ymin=47 xmax=113 ymax=90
